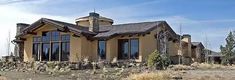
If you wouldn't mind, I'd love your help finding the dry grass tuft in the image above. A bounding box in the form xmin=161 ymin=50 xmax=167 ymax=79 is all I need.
xmin=168 ymin=65 xmax=195 ymax=71
xmin=191 ymin=62 xmax=226 ymax=70
xmin=125 ymin=71 xmax=170 ymax=80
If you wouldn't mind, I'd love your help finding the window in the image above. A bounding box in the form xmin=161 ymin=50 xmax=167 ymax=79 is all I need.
xmin=118 ymin=39 xmax=139 ymax=59
xmin=33 ymin=37 xmax=41 ymax=61
xmin=98 ymin=40 xmax=106 ymax=59
xmin=33 ymin=37 xmax=41 ymax=42
xmin=33 ymin=43 xmax=40 ymax=61
xmin=42 ymin=43 xmax=50 ymax=61
xmin=51 ymin=31 xmax=60 ymax=41
xmin=42 ymin=31 xmax=50 ymax=42
xmin=130 ymin=39 xmax=139 ymax=59
xmin=61 ymin=42 xmax=70 ymax=61
xmin=61 ymin=34 xmax=70 ymax=61
xmin=32 ymin=31 xmax=70 ymax=61
xmin=118 ymin=39 xmax=129 ymax=59
xmin=61 ymin=34 xmax=70 ymax=42
xmin=51 ymin=43 xmax=60 ymax=61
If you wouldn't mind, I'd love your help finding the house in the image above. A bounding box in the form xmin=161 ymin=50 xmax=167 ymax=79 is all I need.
xmin=12 ymin=12 xmax=203 ymax=64
xmin=206 ymin=50 xmax=222 ymax=64
xmin=191 ymin=42 xmax=205 ymax=63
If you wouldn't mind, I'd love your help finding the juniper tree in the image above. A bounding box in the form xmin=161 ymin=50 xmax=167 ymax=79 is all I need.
xmin=220 ymin=31 xmax=235 ymax=65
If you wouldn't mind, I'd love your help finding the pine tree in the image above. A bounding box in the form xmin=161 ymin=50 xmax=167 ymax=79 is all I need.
xmin=220 ymin=31 xmax=235 ymax=65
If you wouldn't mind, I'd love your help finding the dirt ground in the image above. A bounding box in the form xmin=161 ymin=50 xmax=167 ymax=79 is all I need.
xmin=1 ymin=69 xmax=235 ymax=80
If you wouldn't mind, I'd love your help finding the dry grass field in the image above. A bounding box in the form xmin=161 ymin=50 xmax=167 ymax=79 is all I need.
xmin=1 ymin=62 xmax=235 ymax=80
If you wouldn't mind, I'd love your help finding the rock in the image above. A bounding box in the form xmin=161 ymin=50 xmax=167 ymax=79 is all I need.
xmin=70 ymin=74 xmax=77 ymax=80
xmin=172 ymin=76 xmax=183 ymax=80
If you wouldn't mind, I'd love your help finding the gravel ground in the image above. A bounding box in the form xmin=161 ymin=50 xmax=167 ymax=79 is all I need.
xmin=1 ymin=69 xmax=235 ymax=80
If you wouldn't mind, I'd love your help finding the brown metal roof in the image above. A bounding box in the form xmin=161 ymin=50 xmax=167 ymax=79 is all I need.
xmin=16 ymin=18 xmax=178 ymax=40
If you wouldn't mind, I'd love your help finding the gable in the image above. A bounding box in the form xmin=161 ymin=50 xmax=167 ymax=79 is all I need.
xmin=16 ymin=18 xmax=96 ymax=39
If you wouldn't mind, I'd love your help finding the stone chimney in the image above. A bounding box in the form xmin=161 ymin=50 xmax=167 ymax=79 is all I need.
xmin=88 ymin=12 xmax=99 ymax=32
xmin=182 ymin=34 xmax=192 ymax=58
xmin=16 ymin=23 xmax=29 ymax=35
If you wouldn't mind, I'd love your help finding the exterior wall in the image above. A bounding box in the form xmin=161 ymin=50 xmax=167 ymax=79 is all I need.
xmin=192 ymin=46 xmax=204 ymax=63
xmin=104 ymin=26 xmax=173 ymax=62
xmin=23 ymin=35 xmax=33 ymax=62
xmin=80 ymin=37 xmax=97 ymax=61
xmin=106 ymin=37 xmax=118 ymax=61
xmin=182 ymin=38 xmax=192 ymax=57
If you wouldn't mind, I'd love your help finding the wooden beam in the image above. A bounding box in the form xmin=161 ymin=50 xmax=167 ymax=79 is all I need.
xmin=72 ymin=34 xmax=80 ymax=37
xmin=19 ymin=38 xmax=26 ymax=41
xmin=26 ymin=32 xmax=37 ymax=35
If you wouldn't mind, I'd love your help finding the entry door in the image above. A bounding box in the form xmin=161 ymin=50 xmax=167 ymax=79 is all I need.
xmin=118 ymin=39 xmax=129 ymax=59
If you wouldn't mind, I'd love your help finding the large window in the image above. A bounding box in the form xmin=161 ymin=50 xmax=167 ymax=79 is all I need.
xmin=32 ymin=31 xmax=70 ymax=61
xmin=118 ymin=39 xmax=139 ymax=60
xmin=98 ymin=40 xmax=106 ymax=59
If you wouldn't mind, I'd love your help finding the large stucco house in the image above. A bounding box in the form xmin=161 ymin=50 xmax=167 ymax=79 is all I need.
xmin=13 ymin=12 xmax=205 ymax=64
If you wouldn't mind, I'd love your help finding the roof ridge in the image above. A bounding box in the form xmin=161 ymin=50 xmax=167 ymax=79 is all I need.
xmin=42 ymin=18 xmax=77 ymax=26
xmin=112 ymin=20 xmax=165 ymax=26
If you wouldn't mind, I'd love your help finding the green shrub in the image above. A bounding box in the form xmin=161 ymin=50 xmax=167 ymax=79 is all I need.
xmin=147 ymin=50 xmax=170 ymax=69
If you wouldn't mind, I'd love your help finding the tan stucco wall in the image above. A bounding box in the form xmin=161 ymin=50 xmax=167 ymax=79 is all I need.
xmin=168 ymin=41 xmax=179 ymax=56
xmin=182 ymin=37 xmax=192 ymax=57
xmin=104 ymin=26 xmax=167 ymax=62
xmin=23 ymin=35 xmax=33 ymax=62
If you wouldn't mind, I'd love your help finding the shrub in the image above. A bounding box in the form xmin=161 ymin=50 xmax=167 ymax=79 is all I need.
xmin=147 ymin=50 xmax=170 ymax=69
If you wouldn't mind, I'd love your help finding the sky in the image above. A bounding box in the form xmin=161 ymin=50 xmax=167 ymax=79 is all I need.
xmin=0 ymin=0 xmax=234 ymax=57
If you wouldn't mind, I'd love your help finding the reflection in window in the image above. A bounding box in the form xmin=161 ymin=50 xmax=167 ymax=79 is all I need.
xmin=130 ymin=39 xmax=139 ymax=59
xmin=33 ymin=43 xmax=40 ymax=61
xmin=98 ymin=40 xmax=106 ymax=59
xmin=33 ymin=37 xmax=41 ymax=61
xmin=61 ymin=42 xmax=70 ymax=61
xmin=61 ymin=35 xmax=70 ymax=41
xmin=51 ymin=31 xmax=60 ymax=41
xmin=118 ymin=39 xmax=129 ymax=59
xmin=33 ymin=37 xmax=41 ymax=42
xmin=51 ymin=43 xmax=60 ymax=61
xmin=42 ymin=43 xmax=50 ymax=61
xmin=42 ymin=31 xmax=50 ymax=42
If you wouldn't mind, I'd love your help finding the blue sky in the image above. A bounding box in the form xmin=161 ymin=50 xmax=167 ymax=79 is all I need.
xmin=0 ymin=0 xmax=234 ymax=56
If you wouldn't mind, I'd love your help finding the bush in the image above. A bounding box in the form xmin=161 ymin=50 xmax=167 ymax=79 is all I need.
xmin=147 ymin=50 xmax=170 ymax=69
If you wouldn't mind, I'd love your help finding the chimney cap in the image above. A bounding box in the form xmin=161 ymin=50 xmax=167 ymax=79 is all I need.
xmin=17 ymin=23 xmax=30 ymax=27
xmin=89 ymin=12 xmax=99 ymax=17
